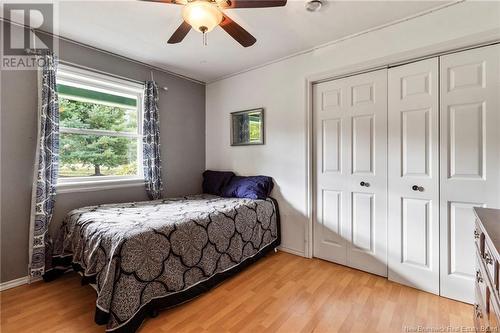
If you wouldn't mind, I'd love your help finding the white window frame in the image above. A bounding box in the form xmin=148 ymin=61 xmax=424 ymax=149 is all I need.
xmin=56 ymin=64 xmax=145 ymax=193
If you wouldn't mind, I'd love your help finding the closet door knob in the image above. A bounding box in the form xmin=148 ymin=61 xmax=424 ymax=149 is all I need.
xmin=360 ymin=181 xmax=370 ymax=187
xmin=412 ymin=185 xmax=424 ymax=192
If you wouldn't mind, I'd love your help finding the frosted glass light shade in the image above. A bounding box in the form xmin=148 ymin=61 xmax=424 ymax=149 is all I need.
xmin=182 ymin=1 xmax=223 ymax=33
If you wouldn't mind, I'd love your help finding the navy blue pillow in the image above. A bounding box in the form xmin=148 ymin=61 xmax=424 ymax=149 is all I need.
xmin=202 ymin=170 xmax=235 ymax=196
xmin=221 ymin=175 xmax=274 ymax=200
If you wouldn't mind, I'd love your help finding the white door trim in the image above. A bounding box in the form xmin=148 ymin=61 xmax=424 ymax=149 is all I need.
xmin=304 ymin=35 xmax=500 ymax=259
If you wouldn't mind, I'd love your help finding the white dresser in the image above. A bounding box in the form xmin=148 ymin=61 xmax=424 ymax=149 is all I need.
xmin=474 ymin=207 xmax=500 ymax=332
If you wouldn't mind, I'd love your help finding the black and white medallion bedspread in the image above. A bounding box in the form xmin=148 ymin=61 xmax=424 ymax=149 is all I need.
xmin=54 ymin=194 xmax=279 ymax=331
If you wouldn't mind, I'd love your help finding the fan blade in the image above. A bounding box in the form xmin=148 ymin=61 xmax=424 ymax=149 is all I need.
xmin=220 ymin=14 xmax=256 ymax=47
xmin=218 ymin=0 xmax=286 ymax=9
xmin=168 ymin=21 xmax=191 ymax=44
xmin=139 ymin=0 xmax=186 ymax=4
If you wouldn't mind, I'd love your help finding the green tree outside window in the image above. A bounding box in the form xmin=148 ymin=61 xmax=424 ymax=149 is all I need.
xmin=59 ymin=98 xmax=138 ymax=177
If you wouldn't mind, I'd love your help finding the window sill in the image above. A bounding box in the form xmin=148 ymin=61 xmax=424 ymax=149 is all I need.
xmin=57 ymin=178 xmax=145 ymax=194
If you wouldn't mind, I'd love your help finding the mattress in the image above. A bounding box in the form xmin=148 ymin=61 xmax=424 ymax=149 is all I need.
xmin=52 ymin=194 xmax=280 ymax=332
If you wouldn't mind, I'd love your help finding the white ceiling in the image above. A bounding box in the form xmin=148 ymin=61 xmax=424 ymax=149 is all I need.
xmin=14 ymin=0 xmax=457 ymax=83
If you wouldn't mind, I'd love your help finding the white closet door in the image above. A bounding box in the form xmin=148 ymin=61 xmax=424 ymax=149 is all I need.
xmin=313 ymin=77 xmax=349 ymax=265
xmin=440 ymin=44 xmax=500 ymax=303
xmin=346 ymin=70 xmax=388 ymax=277
xmin=313 ymin=69 xmax=388 ymax=277
xmin=387 ymin=58 xmax=439 ymax=294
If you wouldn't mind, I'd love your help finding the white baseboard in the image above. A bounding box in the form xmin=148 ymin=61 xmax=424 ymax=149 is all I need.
xmin=278 ymin=246 xmax=306 ymax=258
xmin=0 ymin=276 xmax=29 ymax=291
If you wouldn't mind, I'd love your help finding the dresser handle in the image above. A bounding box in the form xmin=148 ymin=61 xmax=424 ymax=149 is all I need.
xmin=476 ymin=270 xmax=483 ymax=283
xmin=475 ymin=304 xmax=483 ymax=319
xmin=474 ymin=229 xmax=480 ymax=239
xmin=484 ymin=252 xmax=494 ymax=265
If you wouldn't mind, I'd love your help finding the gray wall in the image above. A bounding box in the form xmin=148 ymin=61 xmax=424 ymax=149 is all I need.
xmin=0 ymin=23 xmax=206 ymax=283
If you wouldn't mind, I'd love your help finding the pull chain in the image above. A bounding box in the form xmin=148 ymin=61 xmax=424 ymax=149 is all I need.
xmin=200 ymin=26 xmax=208 ymax=46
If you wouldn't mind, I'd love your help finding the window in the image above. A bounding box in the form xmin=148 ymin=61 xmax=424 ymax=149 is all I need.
xmin=56 ymin=65 xmax=144 ymax=192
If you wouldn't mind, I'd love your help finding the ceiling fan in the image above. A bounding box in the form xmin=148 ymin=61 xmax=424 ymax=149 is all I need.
xmin=141 ymin=0 xmax=287 ymax=47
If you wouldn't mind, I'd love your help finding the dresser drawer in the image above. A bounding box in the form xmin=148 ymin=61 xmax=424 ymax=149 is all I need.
xmin=477 ymin=255 xmax=489 ymax=307
xmin=483 ymin=240 xmax=499 ymax=295
xmin=475 ymin=283 xmax=489 ymax=331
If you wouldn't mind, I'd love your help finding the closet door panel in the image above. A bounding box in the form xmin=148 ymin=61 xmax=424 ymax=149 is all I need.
xmin=402 ymin=108 xmax=430 ymax=177
xmin=401 ymin=198 xmax=431 ymax=267
xmin=320 ymin=189 xmax=343 ymax=247
xmin=440 ymin=44 xmax=500 ymax=304
xmin=352 ymin=115 xmax=374 ymax=174
xmin=314 ymin=69 xmax=388 ymax=277
xmin=351 ymin=192 xmax=374 ymax=252
xmin=448 ymin=102 xmax=485 ymax=179
xmin=322 ymin=119 xmax=342 ymax=173
xmin=448 ymin=201 xmax=482 ymax=277
xmin=388 ymin=58 xmax=439 ymax=294
xmin=345 ymin=69 xmax=388 ymax=277
xmin=313 ymin=79 xmax=348 ymax=265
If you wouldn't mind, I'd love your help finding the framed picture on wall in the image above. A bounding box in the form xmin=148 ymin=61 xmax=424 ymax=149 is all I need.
xmin=230 ymin=108 xmax=264 ymax=146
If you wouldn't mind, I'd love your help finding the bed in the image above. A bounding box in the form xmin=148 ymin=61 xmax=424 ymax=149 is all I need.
xmin=52 ymin=194 xmax=280 ymax=332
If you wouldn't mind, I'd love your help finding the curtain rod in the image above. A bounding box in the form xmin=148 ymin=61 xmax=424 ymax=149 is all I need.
xmin=25 ymin=48 xmax=169 ymax=91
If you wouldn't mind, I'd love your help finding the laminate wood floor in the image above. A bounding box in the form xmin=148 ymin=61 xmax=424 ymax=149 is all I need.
xmin=0 ymin=252 xmax=472 ymax=333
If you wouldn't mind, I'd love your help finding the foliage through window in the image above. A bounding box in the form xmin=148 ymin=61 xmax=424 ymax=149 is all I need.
xmin=57 ymin=66 xmax=143 ymax=184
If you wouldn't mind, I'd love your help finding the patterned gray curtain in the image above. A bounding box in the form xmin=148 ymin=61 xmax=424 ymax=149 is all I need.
xmin=143 ymin=81 xmax=163 ymax=200
xmin=28 ymin=52 xmax=59 ymax=280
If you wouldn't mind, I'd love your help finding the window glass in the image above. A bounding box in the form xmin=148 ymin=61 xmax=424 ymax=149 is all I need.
xmin=56 ymin=68 xmax=143 ymax=183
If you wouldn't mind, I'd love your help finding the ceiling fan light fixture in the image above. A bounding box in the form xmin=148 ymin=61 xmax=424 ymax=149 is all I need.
xmin=182 ymin=0 xmax=223 ymax=33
